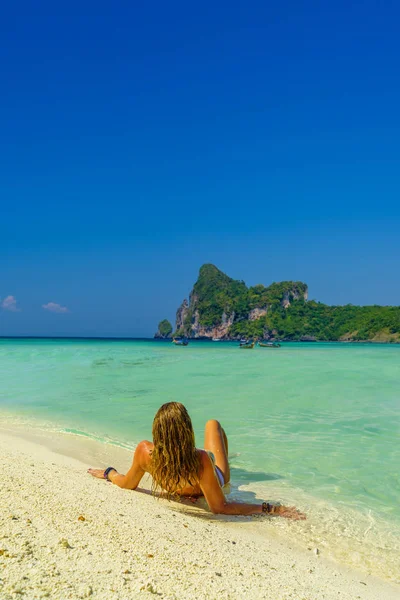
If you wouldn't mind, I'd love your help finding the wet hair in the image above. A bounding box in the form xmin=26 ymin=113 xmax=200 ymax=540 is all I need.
xmin=151 ymin=402 xmax=201 ymax=499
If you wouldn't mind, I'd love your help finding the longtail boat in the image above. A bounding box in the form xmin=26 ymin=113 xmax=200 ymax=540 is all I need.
xmin=239 ymin=340 xmax=255 ymax=349
xmin=172 ymin=338 xmax=189 ymax=346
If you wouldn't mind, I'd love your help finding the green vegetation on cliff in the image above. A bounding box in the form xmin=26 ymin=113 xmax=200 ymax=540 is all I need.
xmin=156 ymin=319 xmax=173 ymax=338
xmin=169 ymin=264 xmax=400 ymax=342
xmin=248 ymin=281 xmax=307 ymax=309
xmin=192 ymin=264 xmax=248 ymax=326
xmin=230 ymin=300 xmax=400 ymax=342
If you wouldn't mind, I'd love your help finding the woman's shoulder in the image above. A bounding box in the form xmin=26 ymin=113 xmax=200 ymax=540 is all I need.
xmin=135 ymin=440 xmax=153 ymax=462
xmin=197 ymin=448 xmax=213 ymax=461
xmin=197 ymin=448 xmax=212 ymax=467
xmin=196 ymin=449 xmax=218 ymax=482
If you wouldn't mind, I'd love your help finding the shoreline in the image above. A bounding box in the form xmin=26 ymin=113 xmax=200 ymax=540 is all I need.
xmin=1 ymin=425 xmax=399 ymax=599
xmin=1 ymin=336 xmax=400 ymax=344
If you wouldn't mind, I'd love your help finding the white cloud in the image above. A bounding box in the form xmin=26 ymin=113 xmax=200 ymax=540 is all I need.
xmin=42 ymin=302 xmax=69 ymax=314
xmin=1 ymin=296 xmax=20 ymax=312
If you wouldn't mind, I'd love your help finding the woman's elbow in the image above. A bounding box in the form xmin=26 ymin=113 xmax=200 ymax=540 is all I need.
xmin=114 ymin=476 xmax=132 ymax=490
xmin=209 ymin=503 xmax=228 ymax=515
xmin=121 ymin=480 xmax=137 ymax=490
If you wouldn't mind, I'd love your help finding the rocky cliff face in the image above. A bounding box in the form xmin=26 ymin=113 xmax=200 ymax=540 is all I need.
xmin=175 ymin=299 xmax=189 ymax=332
xmin=157 ymin=264 xmax=400 ymax=342
xmin=154 ymin=329 xmax=172 ymax=339
xmin=248 ymin=307 xmax=268 ymax=321
xmin=183 ymin=309 xmax=236 ymax=339
xmin=172 ymin=264 xmax=308 ymax=339
xmin=154 ymin=319 xmax=173 ymax=339
xmin=281 ymin=287 xmax=308 ymax=308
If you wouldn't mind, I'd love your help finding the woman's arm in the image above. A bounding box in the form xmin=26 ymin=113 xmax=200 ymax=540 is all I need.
xmin=88 ymin=441 xmax=149 ymax=490
xmin=199 ymin=452 xmax=305 ymax=519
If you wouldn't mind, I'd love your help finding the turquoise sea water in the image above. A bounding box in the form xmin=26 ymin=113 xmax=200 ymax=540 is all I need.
xmin=1 ymin=338 xmax=399 ymax=580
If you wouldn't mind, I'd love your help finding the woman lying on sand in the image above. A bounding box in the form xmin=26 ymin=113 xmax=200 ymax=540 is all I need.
xmin=89 ymin=402 xmax=305 ymax=519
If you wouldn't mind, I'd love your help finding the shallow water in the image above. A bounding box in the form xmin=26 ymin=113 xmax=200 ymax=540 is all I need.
xmin=1 ymin=338 xmax=399 ymax=580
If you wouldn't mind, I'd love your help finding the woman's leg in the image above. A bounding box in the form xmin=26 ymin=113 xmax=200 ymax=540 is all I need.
xmin=204 ymin=420 xmax=230 ymax=484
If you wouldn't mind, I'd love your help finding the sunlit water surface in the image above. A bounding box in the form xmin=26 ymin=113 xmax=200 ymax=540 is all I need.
xmin=0 ymin=338 xmax=399 ymax=581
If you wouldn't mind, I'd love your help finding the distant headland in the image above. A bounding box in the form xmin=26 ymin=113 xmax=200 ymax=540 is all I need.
xmin=155 ymin=264 xmax=400 ymax=343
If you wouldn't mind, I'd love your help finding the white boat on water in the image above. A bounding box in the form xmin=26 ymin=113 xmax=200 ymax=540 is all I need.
xmin=212 ymin=337 xmax=222 ymax=341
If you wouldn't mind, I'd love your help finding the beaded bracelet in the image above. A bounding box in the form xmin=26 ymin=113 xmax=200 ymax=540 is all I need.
xmin=103 ymin=466 xmax=117 ymax=480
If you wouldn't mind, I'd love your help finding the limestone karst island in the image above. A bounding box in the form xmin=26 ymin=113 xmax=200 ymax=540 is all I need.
xmin=155 ymin=264 xmax=400 ymax=342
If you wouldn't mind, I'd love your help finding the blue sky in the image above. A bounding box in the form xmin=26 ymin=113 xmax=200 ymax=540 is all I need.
xmin=1 ymin=1 xmax=399 ymax=336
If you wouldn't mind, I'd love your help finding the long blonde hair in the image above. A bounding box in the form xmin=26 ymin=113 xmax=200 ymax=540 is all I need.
xmin=151 ymin=402 xmax=201 ymax=498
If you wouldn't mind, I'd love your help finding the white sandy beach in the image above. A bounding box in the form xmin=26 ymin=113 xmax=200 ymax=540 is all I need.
xmin=1 ymin=427 xmax=399 ymax=600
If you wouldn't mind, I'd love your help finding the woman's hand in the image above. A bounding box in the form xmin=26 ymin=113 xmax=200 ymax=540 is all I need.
xmin=274 ymin=505 xmax=306 ymax=520
xmin=88 ymin=468 xmax=105 ymax=479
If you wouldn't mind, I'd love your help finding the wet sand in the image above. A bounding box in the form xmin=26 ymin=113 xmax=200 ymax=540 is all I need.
xmin=1 ymin=426 xmax=399 ymax=600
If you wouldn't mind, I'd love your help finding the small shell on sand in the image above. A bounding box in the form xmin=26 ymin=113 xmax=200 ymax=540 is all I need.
xmin=141 ymin=582 xmax=157 ymax=594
